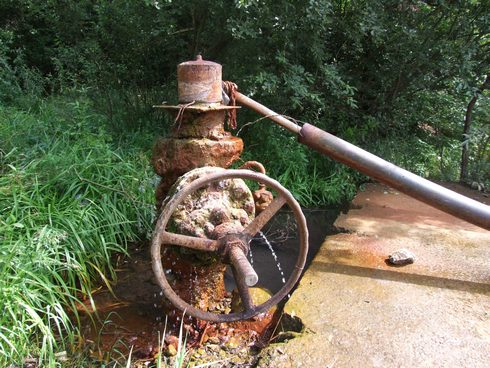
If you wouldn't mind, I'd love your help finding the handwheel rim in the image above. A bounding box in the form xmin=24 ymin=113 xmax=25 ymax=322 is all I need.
xmin=151 ymin=169 xmax=309 ymax=322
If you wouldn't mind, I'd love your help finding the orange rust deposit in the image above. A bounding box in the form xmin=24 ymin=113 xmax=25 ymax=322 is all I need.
xmin=77 ymin=244 xmax=277 ymax=361
xmin=152 ymin=136 xmax=243 ymax=204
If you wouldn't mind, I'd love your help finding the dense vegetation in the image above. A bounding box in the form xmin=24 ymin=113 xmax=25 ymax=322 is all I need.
xmin=0 ymin=0 xmax=489 ymax=366
xmin=0 ymin=98 xmax=156 ymax=365
xmin=2 ymin=0 xmax=489 ymax=192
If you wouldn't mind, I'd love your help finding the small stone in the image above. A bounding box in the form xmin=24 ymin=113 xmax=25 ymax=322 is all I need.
xmin=207 ymin=343 xmax=220 ymax=352
xmin=388 ymin=249 xmax=415 ymax=265
xmin=224 ymin=336 xmax=240 ymax=350
xmin=165 ymin=334 xmax=179 ymax=346
xmin=165 ymin=344 xmax=178 ymax=357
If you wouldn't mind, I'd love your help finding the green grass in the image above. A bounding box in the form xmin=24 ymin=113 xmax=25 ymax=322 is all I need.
xmin=237 ymin=123 xmax=361 ymax=207
xmin=0 ymin=97 xmax=155 ymax=366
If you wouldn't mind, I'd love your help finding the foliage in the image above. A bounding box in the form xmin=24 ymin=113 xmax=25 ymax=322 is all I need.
xmin=1 ymin=0 xmax=487 ymax=186
xmin=466 ymin=92 xmax=490 ymax=183
xmin=0 ymin=0 xmax=489 ymax=364
xmin=0 ymin=98 xmax=155 ymax=366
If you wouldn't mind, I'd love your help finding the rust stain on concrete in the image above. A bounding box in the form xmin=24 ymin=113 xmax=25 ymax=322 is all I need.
xmin=259 ymin=183 xmax=490 ymax=368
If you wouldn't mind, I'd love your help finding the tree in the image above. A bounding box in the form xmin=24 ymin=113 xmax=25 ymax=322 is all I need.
xmin=460 ymin=74 xmax=490 ymax=182
xmin=1 ymin=0 xmax=490 ymax=187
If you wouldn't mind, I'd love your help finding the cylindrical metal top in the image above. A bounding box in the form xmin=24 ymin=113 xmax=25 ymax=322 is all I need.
xmin=177 ymin=55 xmax=222 ymax=103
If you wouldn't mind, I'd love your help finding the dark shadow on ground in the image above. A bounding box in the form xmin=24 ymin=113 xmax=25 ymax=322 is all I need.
xmin=225 ymin=207 xmax=341 ymax=294
xmin=311 ymin=262 xmax=490 ymax=295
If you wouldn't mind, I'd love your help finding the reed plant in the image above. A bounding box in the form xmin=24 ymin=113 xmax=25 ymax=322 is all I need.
xmin=0 ymin=97 xmax=155 ymax=366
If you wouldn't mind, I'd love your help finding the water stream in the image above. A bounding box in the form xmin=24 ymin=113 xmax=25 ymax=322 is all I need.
xmin=258 ymin=231 xmax=286 ymax=285
xmin=225 ymin=207 xmax=340 ymax=293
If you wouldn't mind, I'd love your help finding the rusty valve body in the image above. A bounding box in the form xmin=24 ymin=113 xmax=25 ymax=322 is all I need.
xmin=152 ymin=169 xmax=309 ymax=322
xmin=152 ymin=56 xmax=242 ymax=207
xmin=151 ymin=56 xmax=305 ymax=323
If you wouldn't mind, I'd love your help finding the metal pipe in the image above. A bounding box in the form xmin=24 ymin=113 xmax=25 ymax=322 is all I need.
xmin=299 ymin=124 xmax=490 ymax=230
xmin=235 ymin=92 xmax=301 ymax=134
xmin=229 ymin=246 xmax=259 ymax=287
xmin=236 ymin=92 xmax=490 ymax=230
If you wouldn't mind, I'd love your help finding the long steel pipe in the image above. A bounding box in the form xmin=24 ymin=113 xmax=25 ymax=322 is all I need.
xmin=235 ymin=92 xmax=301 ymax=134
xmin=235 ymin=92 xmax=490 ymax=230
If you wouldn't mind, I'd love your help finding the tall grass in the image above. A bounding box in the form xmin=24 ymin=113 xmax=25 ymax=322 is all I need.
xmin=0 ymin=97 xmax=155 ymax=366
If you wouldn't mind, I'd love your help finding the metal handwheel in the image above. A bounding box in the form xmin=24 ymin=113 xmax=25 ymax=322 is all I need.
xmin=151 ymin=169 xmax=309 ymax=322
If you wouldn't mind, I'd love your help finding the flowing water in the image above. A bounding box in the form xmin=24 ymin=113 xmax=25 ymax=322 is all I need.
xmin=258 ymin=231 xmax=286 ymax=284
xmin=224 ymin=207 xmax=341 ymax=293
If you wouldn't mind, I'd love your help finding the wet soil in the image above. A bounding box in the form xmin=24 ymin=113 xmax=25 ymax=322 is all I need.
xmin=76 ymin=207 xmax=340 ymax=366
xmin=77 ymin=244 xmax=275 ymax=365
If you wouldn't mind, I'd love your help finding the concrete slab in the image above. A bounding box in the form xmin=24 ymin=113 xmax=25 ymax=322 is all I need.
xmin=259 ymin=183 xmax=490 ymax=368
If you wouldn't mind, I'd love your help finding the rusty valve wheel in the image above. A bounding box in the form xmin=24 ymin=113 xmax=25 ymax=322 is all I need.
xmin=151 ymin=169 xmax=309 ymax=322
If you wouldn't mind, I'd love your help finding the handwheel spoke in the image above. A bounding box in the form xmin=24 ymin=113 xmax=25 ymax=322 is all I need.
xmin=160 ymin=231 xmax=219 ymax=252
xmin=152 ymin=169 xmax=308 ymax=322
xmin=244 ymin=195 xmax=287 ymax=237
xmin=232 ymin=266 xmax=254 ymax=312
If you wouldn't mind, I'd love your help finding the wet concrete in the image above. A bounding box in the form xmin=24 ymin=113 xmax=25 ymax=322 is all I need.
xmin=259 ymin=183 xmax=490 ymax=368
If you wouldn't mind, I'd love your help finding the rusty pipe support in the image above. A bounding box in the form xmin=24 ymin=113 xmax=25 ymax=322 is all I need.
xmin=235 ymin=92 xmax=490 ymax=230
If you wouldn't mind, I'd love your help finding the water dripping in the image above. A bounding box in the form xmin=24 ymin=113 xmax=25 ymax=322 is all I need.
xmin=189 ymin=266 xmax=195 ymax=305
xmin=249 ymin=245 xmax=254 ymax=267
xmin=258 ymin=231 xmax=286 ymax=285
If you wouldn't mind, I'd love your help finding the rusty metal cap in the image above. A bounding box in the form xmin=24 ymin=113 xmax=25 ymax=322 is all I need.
xmin=178 ymin=55 xmax=222 ymax=104
xmin=154 ymin=55 xmax=240 ymax=111
xmin=178 ymin=54 xmax=220 ymax=68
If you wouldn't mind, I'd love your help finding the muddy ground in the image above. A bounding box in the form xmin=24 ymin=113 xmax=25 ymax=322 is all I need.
xmin=77 ymin=207 xmax=340 ymax=366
